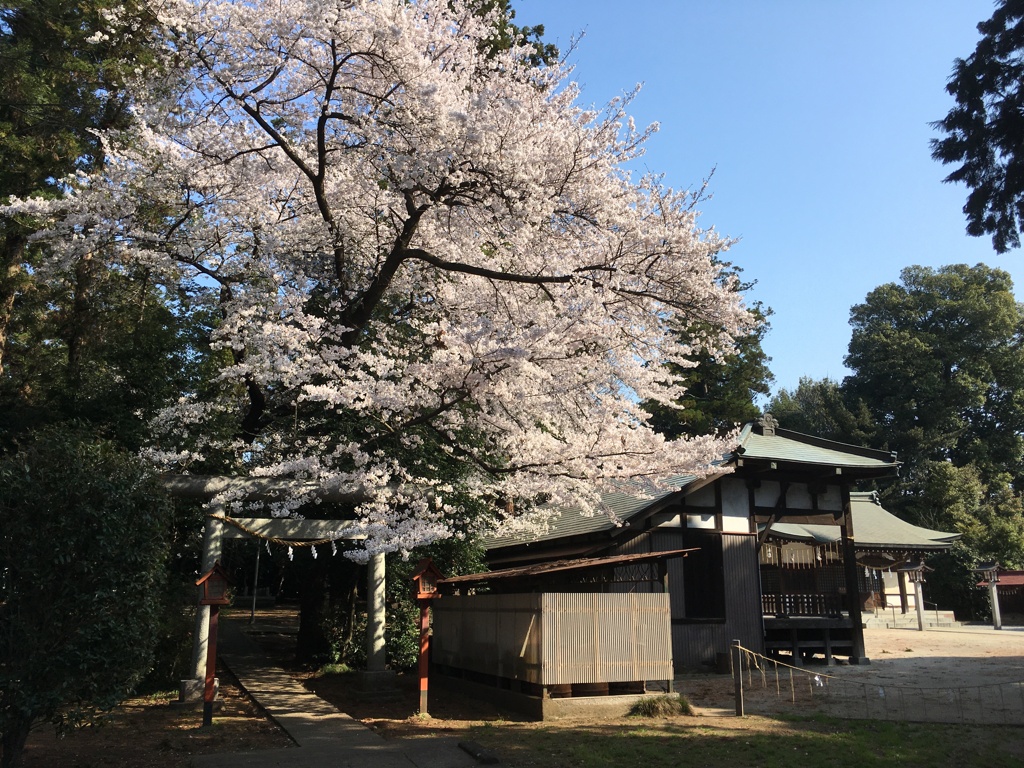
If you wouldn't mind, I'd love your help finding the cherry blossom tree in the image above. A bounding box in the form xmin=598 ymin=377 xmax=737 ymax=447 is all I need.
xmin=11 ymin=0 xmax=753 ymax=554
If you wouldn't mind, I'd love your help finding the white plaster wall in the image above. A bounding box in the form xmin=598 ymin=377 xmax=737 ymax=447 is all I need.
xmin=685 ymin=512 xmax=716 ymax=530
xmin=720 ymin=478 xmax=749 ymax=533
xmin=684 ymin=483 xmax=715 ymax=508
xmin=817 ymin=485 xmax=843 ymax=512
xmin=785 ymin=483 xmax=814 ymax=509
xmin=754 ymin=479 xmax=843 ymax=512
xmin=721 ymin=478 xmax=747 ymax=518
xmin=754 ymin=480 xmax=782 ymax=507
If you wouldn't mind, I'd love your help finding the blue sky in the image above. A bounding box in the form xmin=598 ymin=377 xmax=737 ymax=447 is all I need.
xmin=513 ymin=0 xmax=1019 ymax=399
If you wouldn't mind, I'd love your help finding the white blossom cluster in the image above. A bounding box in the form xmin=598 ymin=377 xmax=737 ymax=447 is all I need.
xmin=8 ymin=0 xmax=753 ymax=555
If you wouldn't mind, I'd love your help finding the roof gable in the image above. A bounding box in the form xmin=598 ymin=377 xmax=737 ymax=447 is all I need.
xmin=733 ymin=419 xmax=899 ymax=472
xmin=486 ymin=420 xmax=901 ymax=556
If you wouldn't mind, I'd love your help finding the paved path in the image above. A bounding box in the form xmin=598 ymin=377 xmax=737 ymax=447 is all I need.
xmin=191 ymin=619 xmax=480 ymax=768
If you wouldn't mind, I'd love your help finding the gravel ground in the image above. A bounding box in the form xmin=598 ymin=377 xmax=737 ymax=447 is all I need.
xmin=681 ymin=624 xmax=1024 ymax=723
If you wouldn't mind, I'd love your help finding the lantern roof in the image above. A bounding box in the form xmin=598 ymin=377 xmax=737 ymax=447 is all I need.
xmin=196 ymin=560 xmax=233 ymax=588
xmin=412 ymin=558 xmax=445 ymax=584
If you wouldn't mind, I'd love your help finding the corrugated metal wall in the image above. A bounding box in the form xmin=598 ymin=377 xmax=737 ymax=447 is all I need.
xmin=542 ymin=593 xmax=672 ymax=684
xmin=432 ymin=593 xmax=672 ymax=685
xmin=611 ymin=530 xmax=765 ymax=670
xmin=432 ymin=593 xmax=542 ymax=682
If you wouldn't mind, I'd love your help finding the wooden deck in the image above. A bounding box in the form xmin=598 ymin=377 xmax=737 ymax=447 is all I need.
xmin=762 ymin=616 xmax=856 ymax=666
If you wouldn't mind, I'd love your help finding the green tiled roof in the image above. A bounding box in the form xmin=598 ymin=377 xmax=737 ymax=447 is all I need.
xmin=485 ymin=422 xmax=899 ymax=552
xmin=483 ymin=482 xmax=684 ymax=550
xmin=734 ymin=423 xmax=898 ymax=469
xmin=766 ymin=492 xmax=959 ymax=550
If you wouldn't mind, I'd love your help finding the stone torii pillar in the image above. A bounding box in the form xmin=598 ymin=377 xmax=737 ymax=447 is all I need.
xmin=367 ymin=552 xmax=387 ymax=671
xmin=179 ymin=508 xmax=226 ymax=703
xmin=161 ymin=475 xmax=380 ymax=702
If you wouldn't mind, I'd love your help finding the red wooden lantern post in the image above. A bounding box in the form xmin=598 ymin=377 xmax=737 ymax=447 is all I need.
xmin=196 ymin=561 xmax=233 ymax=727
xmin=411 ymin=558 xmax=444 ymax=716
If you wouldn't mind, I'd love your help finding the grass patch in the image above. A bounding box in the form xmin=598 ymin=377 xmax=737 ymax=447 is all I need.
xmin=467 ymin=716 xmax=1024 ymax=768
xmin=628 ymin=694 xmax=694 ymax=718
xmin=310 ymin=662 xmax=353 ymax=678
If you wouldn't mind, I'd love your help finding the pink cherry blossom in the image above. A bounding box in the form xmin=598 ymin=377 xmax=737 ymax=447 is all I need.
xmin=9 ymin=0 xmax=754 ymax=555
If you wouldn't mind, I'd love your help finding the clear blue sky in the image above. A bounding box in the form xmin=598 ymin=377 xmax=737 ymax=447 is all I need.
xmin=514 ymin=0 xmax=1019 ymax=399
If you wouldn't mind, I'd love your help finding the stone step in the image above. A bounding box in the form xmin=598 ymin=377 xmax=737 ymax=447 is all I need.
xmin=862 ymin=610 xmax=960 ymax=629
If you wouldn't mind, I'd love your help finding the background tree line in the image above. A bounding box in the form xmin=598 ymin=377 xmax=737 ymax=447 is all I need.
xmin=767 ymin=263 xmax=1024 ymax=618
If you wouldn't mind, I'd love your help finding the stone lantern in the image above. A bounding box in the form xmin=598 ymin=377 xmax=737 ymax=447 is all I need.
xmin=896 ymin=560 xmax=931 ymax=631
xmin=974 ymin=561 xmax=1002 ymax=630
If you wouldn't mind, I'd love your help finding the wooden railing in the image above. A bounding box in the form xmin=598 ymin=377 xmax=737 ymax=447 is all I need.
xmin=761 ymin=593 xmax=845 ymax=617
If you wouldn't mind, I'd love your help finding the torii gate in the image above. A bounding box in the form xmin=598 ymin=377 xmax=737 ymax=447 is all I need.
xmin=162 ymin=475 xmax=391 ymax=702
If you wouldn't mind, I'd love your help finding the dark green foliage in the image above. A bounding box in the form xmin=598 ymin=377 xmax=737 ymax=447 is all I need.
xmin=844 ymin=264 xmax=1024 ymax=484
xmin=836 ymin=264 xmax=1024 ymax=615
xmin=0 ymin=0 xmax=156 ymax=199
xmin=925 ymin=543 xmax=993 ymax=622
xmin=0 ymin=0 xmax=159 ymax=376
xmin=0 ymin=0 xmax=206 ymax=460
xmin=0 ymin=429 xmax=172 ymax=768
xmin=137 ymin=499 xmax=207 ymax=693
xmin=0 ymin=273 xmax=218 ymax=454
xmin=894 ymin=461 xmax=1021 ymax=616
xmin=769 ymin=377 xmax=877 ymax=447
xmin=932 ymin=0 xmax=1024 ymax=253
xmin=646 ymin=267 xmax=774 ymax=438
xmin=471 ymin=0 xmax=558 ymax=67
xmin=0 ymin=2 xmax=213 ymax=720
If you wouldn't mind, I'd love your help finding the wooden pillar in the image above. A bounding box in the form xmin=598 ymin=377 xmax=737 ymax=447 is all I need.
xmin=202 ymin=604 xmax=221 ymax=726
xmin=777 ymin=557 xmax=788 ymax=614
xmin=731 ymin=639 xmax=744 ymax=716
xmin=898 ymin=569 xmax=909 ymax=614
xmin=913 ymin=579 xmax=925 ymax=631
xmin=840 ymin=484 xmax=869 ymax=664
xmin=418 ymin=601 xmax=430 ymax=714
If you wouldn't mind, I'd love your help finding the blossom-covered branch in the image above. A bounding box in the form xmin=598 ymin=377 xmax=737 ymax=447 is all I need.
xmin=8 ymin=0 xmax=755 ymax=555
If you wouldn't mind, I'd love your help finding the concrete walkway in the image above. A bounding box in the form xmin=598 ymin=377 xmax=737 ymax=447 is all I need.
xmin=191 ymin=618 xmax=480 ymax=768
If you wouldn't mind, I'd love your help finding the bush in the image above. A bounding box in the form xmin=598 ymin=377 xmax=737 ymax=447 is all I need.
xmin=628 ymin=694 xmax=695 ymax=718
xmin=0 ymin=429 xmax=172 ymax=768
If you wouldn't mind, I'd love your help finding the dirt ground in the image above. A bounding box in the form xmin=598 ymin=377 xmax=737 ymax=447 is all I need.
xmin=679 ymin=625 xmax=1024 ymax=722
xmin=306 ymin=623 xmax=1024 ymax=737
xmin=14 ymin=614 xmax=1024 ymax=767
xmin=16 ymin=666 xmax=293 ymax=768
xmin=857 ymin=624 xmax=1024 ymax=687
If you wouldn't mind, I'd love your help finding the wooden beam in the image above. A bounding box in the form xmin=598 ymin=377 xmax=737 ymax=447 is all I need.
xmin=840 ymin=483 xmax=869 ymax=664
xmin=217 ymin=517 xmax=365 ymax=541
xmin=752 ymin=511 xmax=845 ymax=526
xmin=755 ymin=482 xmax=789 ymax=551
xmin=160 ymin=473 xmax=381 ymax=503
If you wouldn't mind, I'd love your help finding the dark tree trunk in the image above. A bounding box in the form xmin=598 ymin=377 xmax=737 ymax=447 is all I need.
xmin=296 ymin=559 xmax=331 ymax=665
xmin=0 ymin=230 xmax=27 ymax=378
xmin=65 ymin=255 xmax=95 ymax=394
xmin=1 ymin=715 xmax=32 ymax=768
